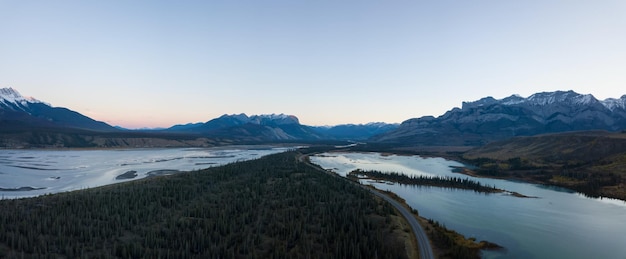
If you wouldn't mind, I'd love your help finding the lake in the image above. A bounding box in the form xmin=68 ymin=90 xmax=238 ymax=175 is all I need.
xmin=0 ymin=146 xmax=292 ymax=199
xmin=310 ymin=152 xmax=626 ymax=259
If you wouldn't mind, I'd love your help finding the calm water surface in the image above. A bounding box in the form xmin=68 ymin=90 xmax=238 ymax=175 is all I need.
xmin=311 ymin=152 xmax=626 ymax=259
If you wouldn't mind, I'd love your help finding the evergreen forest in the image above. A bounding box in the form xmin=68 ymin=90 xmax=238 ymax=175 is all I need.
xmin=0 ymin=151 xmax=413 ymax=258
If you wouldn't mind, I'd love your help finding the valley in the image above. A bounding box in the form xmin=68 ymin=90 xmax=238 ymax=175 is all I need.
xmin=2 ymin=87 xmax=626 ymax=258
xmin=4 ymin=1 xmax=626 ymax=258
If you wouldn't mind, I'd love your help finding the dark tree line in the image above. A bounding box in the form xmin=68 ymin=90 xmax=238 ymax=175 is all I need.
xmin=464 ymin=155 xmax=626 ymax=200
xmin=0 ymin=151 xmax=411 ymax=258
xmin=350 ymin=169 xmax=500 ymax=193
xmin=559 ymin=170 xmax=622 ymax=198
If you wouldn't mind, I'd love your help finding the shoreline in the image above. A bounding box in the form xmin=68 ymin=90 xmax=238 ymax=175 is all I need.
xmin=372 ymin=187 xmax=504 ymax=258
xmin=0 ymin=143 xmax=302 ymax=152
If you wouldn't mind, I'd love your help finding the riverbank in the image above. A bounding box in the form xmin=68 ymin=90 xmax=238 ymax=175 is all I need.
xmin=390 ymin=149 xmax=626 ymax=202
xmin=374 ymin=188 xmax=503 ymax=259
xmin=460 ymin=132 xmax=626 ymax=202
xmin=310 ymin=149 xmax=626 ymax=258
xmin=453 ymin=162 xmax=626 ymax=201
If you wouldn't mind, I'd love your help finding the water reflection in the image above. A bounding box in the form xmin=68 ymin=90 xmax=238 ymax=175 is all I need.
xmin=534 ymin=183 xmax=576 ymax=193
xmin=311 ymin=152 xmax=626 ymax=259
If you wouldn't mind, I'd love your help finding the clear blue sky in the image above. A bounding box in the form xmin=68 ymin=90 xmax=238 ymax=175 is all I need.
xmin=1 ymin=1 xmax=625 ymax=128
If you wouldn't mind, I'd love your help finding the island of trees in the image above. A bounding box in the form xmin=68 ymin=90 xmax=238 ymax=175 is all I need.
xmin=348 ymin=169 xmax=533 ymax=198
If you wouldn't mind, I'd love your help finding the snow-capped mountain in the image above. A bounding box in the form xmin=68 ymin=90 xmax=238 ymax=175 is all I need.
xmin=602 ymin=95 xmax=626 ymax=111
xmin=373 ymin=90 xmax=626 ymax=146
xmin=0 ymin=88 xmax=46 ymax=109
xmin=0 ymin=87 xmax=117 ymax=132
xmin=249 ymin=114 xmax=300 ymax=125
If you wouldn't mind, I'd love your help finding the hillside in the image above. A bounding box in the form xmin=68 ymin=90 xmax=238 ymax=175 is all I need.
xmin=462 ymin=131 xmax=626 ymax=200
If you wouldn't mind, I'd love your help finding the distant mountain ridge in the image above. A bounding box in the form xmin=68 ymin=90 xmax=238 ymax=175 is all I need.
xmin=165 ymin=113 xmax=320 ymax=141
xmin=167 ymin=114 xmax=398 ymax=141
xmin=311 ymin=122 xmax=399 ymax=140
xmin=1 ymin=87 xmax=398 ymax=147
xmin=373 ymin=90 xmax=626 ymax=146
xmin=0 ymin=88 xmax=117 ymax=132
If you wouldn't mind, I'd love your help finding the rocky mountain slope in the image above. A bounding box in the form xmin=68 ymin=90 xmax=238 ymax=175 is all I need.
xmin=167 ymin=114 xmax=398 ymax=141
xmin=373 ymin=91 xmax=626 ymax=146
xmin=166 ymin=113 xmax=324 ymax=141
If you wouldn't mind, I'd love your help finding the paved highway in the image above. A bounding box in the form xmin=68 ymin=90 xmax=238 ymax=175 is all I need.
xmin=300 ymin=153 xmax=435 ymax=259
xmin=368 ymin=189 xmax=435 ymax=259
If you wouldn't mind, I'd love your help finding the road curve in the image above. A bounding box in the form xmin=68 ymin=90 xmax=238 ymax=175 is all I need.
xmin=368 ymin=189 xmax=435 ymax=259
xmin=299 ymin=154 xmax=435 ymax=259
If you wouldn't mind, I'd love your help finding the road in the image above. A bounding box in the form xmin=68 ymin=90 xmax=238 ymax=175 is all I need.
xmin=367 ymin=189 xmax=435 ymax=259
xmin=299 ymin=153 xmax=435 ymax=259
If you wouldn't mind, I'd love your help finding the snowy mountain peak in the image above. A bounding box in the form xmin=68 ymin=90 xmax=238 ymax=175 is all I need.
xmin=254 ymin=113 xmax=297 ymax=120
xmin=214 ymin=113 xmax=300 ymax=125
xmin=501 ymin=94 xmax=526 ymax=105
xmin=250 ymin=113 xmax=300 ymax=125
xmin=524 ymin=90 xmax=598 ymax=106
xmin=528 ymin=90 xmax=572 ymax=105
xmin=601 ymin=95 xmax=626 ymax=111
xmin=459 ymin=90 xmax=607 ymax=110
xmin=0 ymin=87 xmax=22 ymax=100
xmin=0 ymin=87 xmax=46 ymax=106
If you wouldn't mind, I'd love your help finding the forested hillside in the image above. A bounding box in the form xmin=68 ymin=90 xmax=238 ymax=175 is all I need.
xmin=463 ymin=131 xmax=626 ymax=200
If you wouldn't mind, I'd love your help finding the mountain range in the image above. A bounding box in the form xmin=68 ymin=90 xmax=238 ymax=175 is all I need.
xmin=164 ymin=113 xmax=324 ymax=141
xmin=373 ymin=90 xmax=626 ymax=146
xmin=165 ymin=114 xmax=398 ymax=141
xmin=3 ymin=87 xmax=626 ymax=148
xmin=0 ymin=88 xmax=397 ymax=147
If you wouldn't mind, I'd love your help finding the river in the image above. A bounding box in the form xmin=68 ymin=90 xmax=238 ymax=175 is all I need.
xmin=310 ymin=152 xmax=626 ymax=259
xmin=0 ymin=146 xmax=291 ymax=199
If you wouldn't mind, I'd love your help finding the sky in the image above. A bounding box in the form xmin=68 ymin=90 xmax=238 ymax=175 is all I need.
xmin=1 ymin=1 xmax=625 ymax=129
